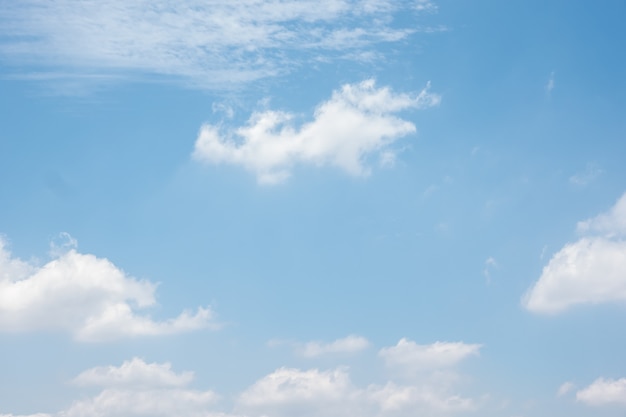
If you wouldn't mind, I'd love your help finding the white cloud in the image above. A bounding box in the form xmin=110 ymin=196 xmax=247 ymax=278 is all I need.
xmin=237 ymin=366 xmax=476 ymax=417
xmin=557 ymin=381 xmax=575 ymax=397
xmin=0 ymin=235 xmax=216 ymax=341
xmin=523 ymin=192 xmax=626 ymax=313
xmin=297 ymin=335 xmax=370 ymax=357
xmin=193 ymin=79 xmax=440 ymax=184
xmin=65 ymin=359 xmax=217 ymax=417
xmin=379 ymin=339 xmax=481 ymax=373
xmin=368 ymin=382 xmax=475 ymax=413
xmin=576 ymin=378 xmax=626 ymax=406
xmin=0 ymin=1 xmax=435 ymax=90
xmin=2 ymin=350 xmax=481 ymax=417
xmin=73 ymin=357 xmax=194 ymax=388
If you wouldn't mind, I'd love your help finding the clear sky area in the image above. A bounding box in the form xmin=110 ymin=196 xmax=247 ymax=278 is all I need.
xmin=1 ymin=1 xmax=626 ymax=416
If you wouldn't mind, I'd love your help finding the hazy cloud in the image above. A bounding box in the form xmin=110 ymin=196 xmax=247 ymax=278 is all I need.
xmin=569 ymin=163 xmax=603 ymax=187
xmin=576 ymin=378 xmax=626 ymax=406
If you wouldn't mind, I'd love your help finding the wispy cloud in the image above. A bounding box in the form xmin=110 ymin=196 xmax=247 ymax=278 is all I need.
xmin=569 ymin=163 xmax=603 ymax=186
xmin=193 ymin=79 xmax=440 ymax=184
xmin=0 ymin=339 xmax=483 ymax=417
xmin=483 ymin=257 xmax=497 ymax=284
xmin=0 ymin=0 xmax=437 ymax=90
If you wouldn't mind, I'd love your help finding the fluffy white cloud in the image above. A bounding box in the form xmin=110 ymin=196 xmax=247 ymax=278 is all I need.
xmin=237 ymin=367 xmax=356 ymax=415
xmin=1 ymin=359 xmax=220 ymax=417
xmin=297 ymin=335 xmax=370 ymax=357
xmin=0 ymin=414 xmax=52 ymax=417
xmin=378 ymin=339 xmax=482 ymax=373
xmin=523 ymin=238 xmax=626 ymax=313
xmin=368 ymin=382 xmax=475 ymax=414
xmin=576 ymin=378 xmax=626 ymax=406
xmin=0 ymin=1 xmax=436 ymax=89
xmin=0 ymin=236 xmax=216 ymax=341
xmin=73 ymin=357 xmax=194 ymax=388
xmin=523 ymin=192 xmax=626 ymax=313
xmin=237 ymin=366 xmax=476 ymax=417
xmin=193 ymin=80 xmax=440 ymax=184
xmin=69 ymin=359 xmax=217 ymax=417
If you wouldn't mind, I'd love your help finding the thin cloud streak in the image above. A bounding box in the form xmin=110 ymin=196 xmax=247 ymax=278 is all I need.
xmin=0 ymin=0 xmax=434 ymax=90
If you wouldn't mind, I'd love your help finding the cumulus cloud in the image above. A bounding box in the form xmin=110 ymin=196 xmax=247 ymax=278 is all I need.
xmin=0 ymin=235 xmax=216 ymax=341
xmin=193 ymin=79 xmax=440 ymax=184
xmin=378 ymin=339 xmax=482 ymax=373
xmin=73 ymin=357 xmax=194 ymax=388
xmin=557 ymin=381 xmax=575 ymax=397
xmin=294 ymin=335 xmax=370 ymax=357
xmin=576 ymin=378 xmax=626 ymax=406
xmin=0 ymin=0 xmax=436 ymax=90
xmin=2 ymin=338 xmax=483 ymax=417
xmin=237 ymin=366 xmax=476 ymax=417
xmin=1 ymin=359 xmax=220 ymax=417
xmin=523 ymin=192 xmax=626 ymax=313
xmin=67 ymin=359 xmax=217 ymax=417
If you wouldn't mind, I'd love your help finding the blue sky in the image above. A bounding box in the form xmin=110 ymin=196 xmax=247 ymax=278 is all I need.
xmin=1 ymin=1 xmax=626 ymax=416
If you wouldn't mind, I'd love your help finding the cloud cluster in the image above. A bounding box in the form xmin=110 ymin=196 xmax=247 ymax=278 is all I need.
xmin=236 ymin=366 xmax=475 ymax=417
xmin=0 ymin=0 xmax=436 ymax=89
xmin=523 ymin=192 xmax=626 ymax=313
xmin=0 ymin=339 xmax=481 ymax=417
xmin=193 ymin=79 xmax=440 ymax=183
xmin=0 ymin=235 xmax=216 ymax=342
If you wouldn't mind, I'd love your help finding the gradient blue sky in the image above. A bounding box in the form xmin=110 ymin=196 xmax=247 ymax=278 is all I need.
xmin=1 ymin=1 xmax=626 ymax=416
